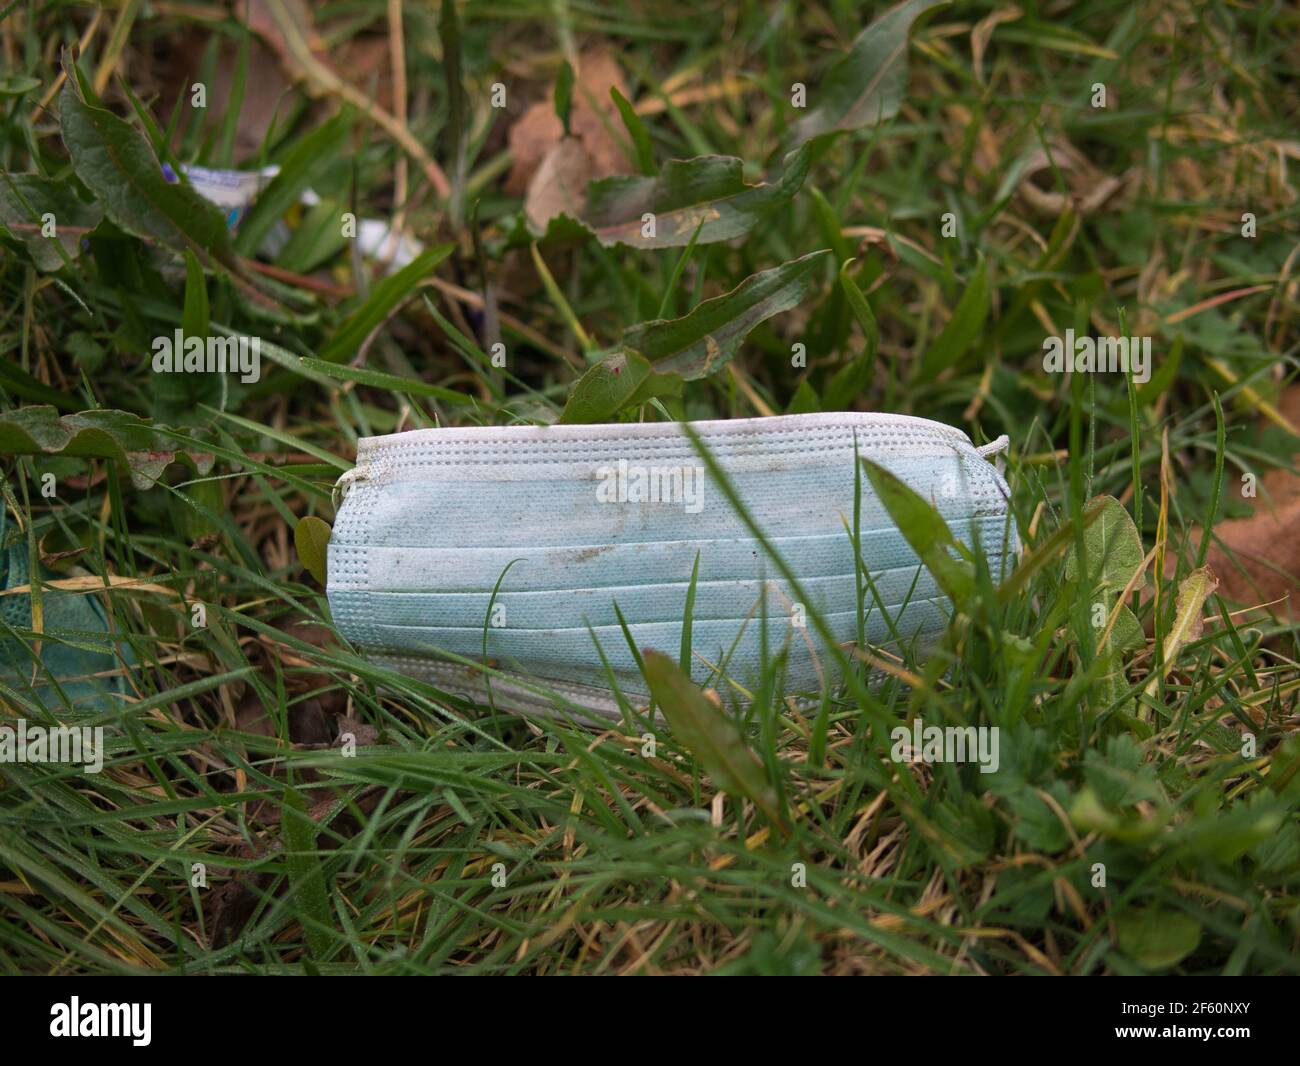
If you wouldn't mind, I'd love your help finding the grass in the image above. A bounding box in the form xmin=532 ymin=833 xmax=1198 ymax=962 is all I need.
xmin=0 ymin=0 xmax=1297 ymax=975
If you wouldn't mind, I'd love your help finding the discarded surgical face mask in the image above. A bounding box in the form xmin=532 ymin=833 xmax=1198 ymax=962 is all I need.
xmin=327 ymin=413 xmax=1018 ymax=720
xmin=163 ymin=163 xmax=425 ymax=265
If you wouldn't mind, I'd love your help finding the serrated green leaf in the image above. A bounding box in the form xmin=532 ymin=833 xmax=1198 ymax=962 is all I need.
xmin=0 ymin=406 xmax=214 ymax=489
xmin=785 ymin=0 xmax=949 ymax=147
xmin=294 ymin=515 xmax=331 ymax=586
xmin=557 ymin=349 xmax=683 ymax=424
xmin=58 ymin=53 xmax=235 ymax=269
xmin=622 ymin=249 xmax=830 ymax=379
xmin=1004 ymin=785 xmax=1071 ymax=852
xmin=559 ymin=141 xmax=811 ymax=248
xmin=641 ymin=649 xmax=786 ymax=831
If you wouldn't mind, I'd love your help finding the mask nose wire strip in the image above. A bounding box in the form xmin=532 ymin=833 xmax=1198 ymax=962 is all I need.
xmin=974 ymin=435 xmax=1010 ymax=460
xmin=332 ymin=466 xmax=366 ymax=509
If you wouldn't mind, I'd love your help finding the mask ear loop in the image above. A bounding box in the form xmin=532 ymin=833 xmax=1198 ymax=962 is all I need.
xmin=974 ymin=435 xmax=1010 ymax=459
xmin=975 ymin=434 xmax=1010 ymax=475
xmin=332 ymin=467 xmax=366 ymax=509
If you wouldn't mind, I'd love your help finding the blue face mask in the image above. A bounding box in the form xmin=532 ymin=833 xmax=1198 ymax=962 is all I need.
xmin=326 ymin=413 xmax=1017 ymax=719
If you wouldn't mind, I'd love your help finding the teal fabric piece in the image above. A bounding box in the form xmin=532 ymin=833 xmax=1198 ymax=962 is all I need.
xmin=0 ymin=540 xmax=132 ymax=714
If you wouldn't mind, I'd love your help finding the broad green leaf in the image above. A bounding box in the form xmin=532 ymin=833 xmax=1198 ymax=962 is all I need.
xmin=823 ymin=257 xmax=879 ymax=408
xmin=564 ymin=141 xmax=812 ymax=248
xmin=557 ymin=349 xmax=683 ymax=424
xmin=862 ymin=458 xmax=975 ymax=603
xmin=1064 ymin=495 xmax=1146 ymax=594
xmin=168 ymin=475 xmax=223 ymax=543
xmin=0 ymin=75 xmax=41 ymax=97
xmin=318 ymin=244 xmax=454 ymax=363
xmin=1100 ymin=600 xmax=1144 ymax=654
xmin=294 ymin=515 xmax=331 ymax=586
xmin=1115 ymin=908 xmax=1201 ymax=970
xmin=621 ymin=249 xmax=830 ymax=379
xmin=557 ymin=249 xmax=822 ymax=421
xmin=0 ymin=406 xmax=214 ymax=489
xmin=1143 ymin=566 xmax=1218 ymax=699
xmin=785 ymin=0 xmax=949 ymax=147
xmin=997 ymin=497 xmax=1107 ymax=604
xmin=918 ymin=255 xmax=989 ymax=380
xmin=641 ymin=649 xmax=786 ymax=831
xmin=0 ymin=173 xmax=102 ymax=271
xmin=235 ymin=111 xmax=353 ymax=256
xmin=58 ymin=54 xmax=236 ymax=271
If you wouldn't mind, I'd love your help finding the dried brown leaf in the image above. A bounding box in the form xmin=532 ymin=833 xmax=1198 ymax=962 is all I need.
xmin=507 ymin=47 xmax=632 ymax=195
xmin=1196 ymin=386 xmax=1300 ymax=618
